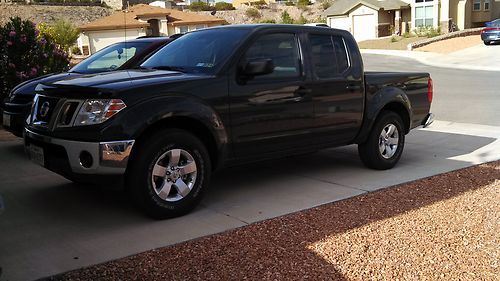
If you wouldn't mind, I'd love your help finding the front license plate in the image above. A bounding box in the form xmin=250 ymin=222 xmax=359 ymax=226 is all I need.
xmin=29 ymin=145 xmax=45 ymax=166
xmin=2 ymin=113 xmax=10 ymax=128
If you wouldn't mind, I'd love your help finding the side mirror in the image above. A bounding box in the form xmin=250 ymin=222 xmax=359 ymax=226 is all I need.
xmin=241 ymin=59 xmax=275 ymax=77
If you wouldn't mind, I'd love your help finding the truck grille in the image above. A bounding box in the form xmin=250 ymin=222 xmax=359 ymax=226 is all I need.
xmin=32 ymin=95 xmax=60 ymax=127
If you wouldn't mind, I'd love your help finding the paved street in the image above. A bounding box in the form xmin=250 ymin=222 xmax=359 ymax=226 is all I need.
xmin=1 ymin=53 xmax=499 ymax=281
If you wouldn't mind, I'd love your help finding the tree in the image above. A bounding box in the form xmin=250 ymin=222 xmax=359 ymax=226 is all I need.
xmin=38 ymin=19 xmax=80 ymax=52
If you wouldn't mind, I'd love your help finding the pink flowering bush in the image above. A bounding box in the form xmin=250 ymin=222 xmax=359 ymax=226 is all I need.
xmin=0 ymin=17 xmax=70 ymax=101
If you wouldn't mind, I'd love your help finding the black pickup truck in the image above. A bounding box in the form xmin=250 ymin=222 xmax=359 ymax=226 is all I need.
xmin=25 ymin=25 xmax=433 ymax=218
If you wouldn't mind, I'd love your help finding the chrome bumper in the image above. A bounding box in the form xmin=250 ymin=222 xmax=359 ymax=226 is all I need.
xmin=25 ymin=129 xmax=134 ymax=175
xmin=422 ymin=113 xmax=434 ymax=128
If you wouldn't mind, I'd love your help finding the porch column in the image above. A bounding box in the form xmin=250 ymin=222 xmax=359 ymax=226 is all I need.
xmin=394 ymin=9 xmax=401 ymax=35
xmin=440 ymin=0 xmax=451 ymax=33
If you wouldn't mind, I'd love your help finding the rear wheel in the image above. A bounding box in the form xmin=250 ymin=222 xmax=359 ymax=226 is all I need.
xmin=127 ymin=129 xmax=211 ymax=219
xmin=358 ymin=111 xmax=405 ymax=170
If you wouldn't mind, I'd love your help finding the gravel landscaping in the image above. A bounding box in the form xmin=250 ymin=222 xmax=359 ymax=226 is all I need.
xmin=47 ymin=161 xmax=500 ymax=280
xmin=416 ymin=35 xmax=483 ymax=54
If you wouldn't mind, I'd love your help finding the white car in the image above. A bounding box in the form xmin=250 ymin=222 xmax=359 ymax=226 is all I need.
xmin=304 ymin=23 xmax=329 ymax=27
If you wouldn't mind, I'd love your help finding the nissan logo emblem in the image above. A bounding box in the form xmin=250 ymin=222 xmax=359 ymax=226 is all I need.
xmin=40 ymin=101 xmax=50 ymax=118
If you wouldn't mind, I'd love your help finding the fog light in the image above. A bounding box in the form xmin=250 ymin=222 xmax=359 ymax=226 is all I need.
xmin=79 ymin=151 xmax=93 ymax=168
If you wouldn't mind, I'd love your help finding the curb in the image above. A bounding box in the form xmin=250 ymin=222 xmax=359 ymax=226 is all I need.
xmin=360 ymin=49 xmax=500 ymax=72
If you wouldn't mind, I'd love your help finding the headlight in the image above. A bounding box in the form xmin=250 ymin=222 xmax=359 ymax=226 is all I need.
xmin=73 ymin=99 xmax=126 ymax=126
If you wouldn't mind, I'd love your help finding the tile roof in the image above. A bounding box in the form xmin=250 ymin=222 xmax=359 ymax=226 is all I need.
xmin=324 ymin=0 xmax=410 ymax=16
xmin=80 ymin=4 xmax=226 ymax=31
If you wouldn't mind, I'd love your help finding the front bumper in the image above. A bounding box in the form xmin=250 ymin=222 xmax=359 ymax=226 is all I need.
xmin=24 ymin=129 xmax=135 ymax=176
xmin=2 ymin=103 xmax=31 ymax=137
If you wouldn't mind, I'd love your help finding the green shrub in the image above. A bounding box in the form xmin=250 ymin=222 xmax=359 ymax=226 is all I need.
xmin=260 ymin=18 xmax=277 ymax=24
xmin=280 ymin=11 xmax=294 ymax=24
xmin=390 ymin=36 xmax=399 ymax=43
xmin=285 ymin=1 xmax=295 ymax=6
xmin=187 ymin=2 xmax=215 ymax=11
xmin=38 ymin=20 xmax=80 ymax=52
xmin=214 ymin=2 xmax=235 ymax=11
xmin=402 ymin=31 xmax=411 ymax=38
xmin=252 ymin=0 xmax=267 ymax=8
xmin=245 ymin=8 xmax=261 ymax=19
xmin=295 ymin=15 xmax=308 ymax=24
xmin=297 ymin=0 xmax=310 ymax=9
xmin=0 ymin=17 xmax=69 ymax=101
xmin=320 ymin=0 xmax=332 ymax=10
xmin=70 ymin=45 xmax=82 ymax=55
xmin=414 ymin=26 xmax=441 ymax=38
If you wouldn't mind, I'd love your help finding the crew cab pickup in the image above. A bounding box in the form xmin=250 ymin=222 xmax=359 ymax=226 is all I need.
xmin=25 ymin=25 xmax=434 ymax=218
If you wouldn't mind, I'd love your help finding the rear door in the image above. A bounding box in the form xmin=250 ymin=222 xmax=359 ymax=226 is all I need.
xmin=307 ymin=33 xmax=364 ymax=145
xmin=228 ymin=32 xmax=314 ymax=158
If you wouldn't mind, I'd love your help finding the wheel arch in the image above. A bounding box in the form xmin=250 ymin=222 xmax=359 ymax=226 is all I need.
xmin=129 ymin=116 xmax=224 ymax=171
xmin=354 ymin=88 xmax=412 ymax=144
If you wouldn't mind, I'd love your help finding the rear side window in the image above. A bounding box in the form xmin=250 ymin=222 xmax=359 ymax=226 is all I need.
xmin=309 ymin=34 xmax=350 ymax=79
xmin=241 ymin=33 xmax=301 ymax=79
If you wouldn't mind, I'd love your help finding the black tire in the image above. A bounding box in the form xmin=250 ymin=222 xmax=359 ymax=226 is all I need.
xmin=483 ymin=41 xmax=490 ymax=45
xmin=126 ymin=129 xmax=211 ymax=219
xmin=358 ymin=110 xmax=405 ymax=170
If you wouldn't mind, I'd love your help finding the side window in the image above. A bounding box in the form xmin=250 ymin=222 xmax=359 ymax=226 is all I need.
xmin=332 ymin=36 xmax=349 ymax=73
xmin=309 ymin=34 xmax=350 ymax=79
xmin=241 ymin=33 xmax=300 ymax=79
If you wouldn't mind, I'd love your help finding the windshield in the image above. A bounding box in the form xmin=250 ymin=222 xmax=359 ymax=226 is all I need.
xmin=70 ymin=41 xmax=150 ymax=74
xmin=141 ymin=28 xmax=251 ymax=74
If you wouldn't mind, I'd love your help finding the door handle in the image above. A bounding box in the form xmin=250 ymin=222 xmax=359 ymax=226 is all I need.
xmin=346 ymin=84 xmax=361 ymax=91
xmin=295 ymin=87 xmax=312 ymax=96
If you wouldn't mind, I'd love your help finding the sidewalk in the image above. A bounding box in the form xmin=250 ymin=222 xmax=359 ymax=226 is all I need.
xmin=361 ymin=45 xmax=500 ymax=72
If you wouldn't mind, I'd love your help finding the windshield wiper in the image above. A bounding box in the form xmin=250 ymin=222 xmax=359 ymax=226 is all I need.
xmin=151 ymin=66 xmax=186 ymax=73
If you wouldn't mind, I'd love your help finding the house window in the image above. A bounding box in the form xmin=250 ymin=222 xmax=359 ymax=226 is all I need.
xmin=473 ymin=0 xmax=481 ymax=11
xmin=415 ymin=5 xmax=434 ymax=27
xmin=178 ymin=26 xmax=189 ymax=33
xmin=484 ymin=0 xmax=490 ymax=11
xmin=195 ymin=25 xmax=206 ymax=30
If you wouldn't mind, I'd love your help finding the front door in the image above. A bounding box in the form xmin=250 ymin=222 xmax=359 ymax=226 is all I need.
xmin=228 ymin=32 xmax=314 ymax=158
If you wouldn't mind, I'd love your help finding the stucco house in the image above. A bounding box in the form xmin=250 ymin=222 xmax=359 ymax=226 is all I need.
xmin=77 ymin=4 xmax=226 ymax=55
xmin=325 ymin=0 xmax=500 ymax=41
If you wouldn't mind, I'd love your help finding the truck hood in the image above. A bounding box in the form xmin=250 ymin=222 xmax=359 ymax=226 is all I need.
xmin=49 ymin=69 xmax=202 ymax=89
xmin=11 ymin=72 xmax=78 ymax=97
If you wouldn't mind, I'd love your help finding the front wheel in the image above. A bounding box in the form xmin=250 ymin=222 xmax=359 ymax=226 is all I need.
xmin=483 ymin=41 xmax=490 ymax=45
xmin=126 ymin=129 xmax=211 ymax=219
xmin=358 ymin=111 xmax=405 ymax=170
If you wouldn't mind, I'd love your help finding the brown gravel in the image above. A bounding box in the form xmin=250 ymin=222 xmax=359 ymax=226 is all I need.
xmin=49 ymin=161 xmax=500 ymax=281
xmin=415 ymin=35 xmax=482 ymax=54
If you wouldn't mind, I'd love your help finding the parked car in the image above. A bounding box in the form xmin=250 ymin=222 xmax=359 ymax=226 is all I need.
xmin=24 ymin=25 xmax=433 ymax=219
xmin=481 ymin=19 xmax=500 ymax=45
xmin=1 ymin=36 xmax=178 ymax=137
xmin=304 ymin=23 xmax=329 ymax=27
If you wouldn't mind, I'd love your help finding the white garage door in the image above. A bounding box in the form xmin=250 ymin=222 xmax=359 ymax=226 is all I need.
xmin=352 ymin=14 xmax=376 ymax=41
xmin=89 ymin=29 xmax=142 ymax=54
xmin=329 ymin=16 xmax=350 ymax=31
